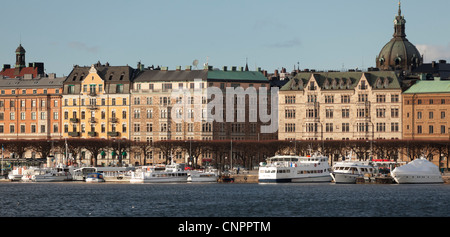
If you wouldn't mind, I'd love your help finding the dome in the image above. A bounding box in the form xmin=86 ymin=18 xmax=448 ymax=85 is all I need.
xmin=376 ymin=2 xmax=422 ymax=71
xmin=377 ymin=37 xmax=422 ymax=71
xmin=15 ymin=44 xmax=26 ymax=54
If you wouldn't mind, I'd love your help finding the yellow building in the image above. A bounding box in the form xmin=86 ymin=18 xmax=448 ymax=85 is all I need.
xmin=62 ymin=62 xmax=135 ymax=140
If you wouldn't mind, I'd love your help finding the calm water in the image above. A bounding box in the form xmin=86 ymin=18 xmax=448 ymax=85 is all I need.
xmin=0 ymin=182 xmax=449 ymax=217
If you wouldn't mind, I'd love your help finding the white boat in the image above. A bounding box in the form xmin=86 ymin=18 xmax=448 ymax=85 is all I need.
xmin=390 ymin=157 xmax=443 ymax=184
xmin=188 ymin=167 xmax=219 ymax=182
xmin=97 ymin=167 xmax=134 ymax=182
xmin=85 ymin=173 xmax=105 ymax=183
xmin=258 ymin=154 xmax=333 ymax=183
xmin=130 ymin=163 xmax=188 ymax=183
xmin=72 ymin=167 xmax=97 ymax=181
xmin=331 ymin=161 xmax=378 ymax=184
xmin=8 ymin=167 xmax=24 ymax=181
xmin=32 ymin=165 xmax=73 ymax=182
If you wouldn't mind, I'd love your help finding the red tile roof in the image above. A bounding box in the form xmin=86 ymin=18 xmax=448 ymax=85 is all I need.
xmin=0 ymin=67 xmax=38 ymax=78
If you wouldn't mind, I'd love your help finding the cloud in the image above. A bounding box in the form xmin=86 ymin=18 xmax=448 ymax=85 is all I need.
xmin=68 ymin=41 xmax=99 ymax=53
xmin=416 ymin=43 xmax=450 ymax=62
xmin=266 ymin=37 xmax=301 ymax=48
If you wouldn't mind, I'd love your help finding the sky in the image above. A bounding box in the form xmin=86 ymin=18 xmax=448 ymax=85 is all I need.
xmin=1 ymin=0 xmax=450 ymax=77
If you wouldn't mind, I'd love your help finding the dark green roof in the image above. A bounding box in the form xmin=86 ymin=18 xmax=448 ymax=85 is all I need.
xmin=404 ymin=80 xmax=450 ymax=94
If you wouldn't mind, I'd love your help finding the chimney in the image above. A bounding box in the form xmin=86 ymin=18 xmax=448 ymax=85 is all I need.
xmin=222 ymin=66 xmax=227 ymax=71
xmin=176 ymin=66 xmax=181 ymax=71
xmin=185 ymin=66 xmax=191 ymax=71
xmin=48 ymin=73 xmax=56 ymax=79
xmin=2 ymin=64 xmax=10 ymax=71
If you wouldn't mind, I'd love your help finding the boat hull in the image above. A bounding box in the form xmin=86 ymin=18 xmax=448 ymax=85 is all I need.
xmin=130 ymin=176 xmax=188 ymax=183
xmin=332 ymin=173 xmax=361 ymax=184
xmin=86 ymin=178 xmax=105 ymax=183
xmin=8 ymin=174 xmax=23 ymax=181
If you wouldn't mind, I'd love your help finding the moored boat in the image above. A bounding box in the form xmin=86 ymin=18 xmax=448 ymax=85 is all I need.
xmin=188 ymin=167 xmax=219 ymax=182
xmin=8 ymin=166 xmax=25 ymax=181
xmin=32 ymin=164 xmax=73 ymax=182
xmin=390 ymin=157 xmax=443 ymax=184
xmin=331 ymin=161 xmax=378 ymax=184
xmin=130 ymin=163 xmax=188 ymax=183
xmin=258 ymin=154 xmax=332 ymax=183
xmin=85 ymin=173 xmax=105 ymax=183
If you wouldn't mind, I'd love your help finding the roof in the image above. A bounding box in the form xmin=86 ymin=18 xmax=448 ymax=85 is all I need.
xmin=280 ymin=71 xmax=400 ymax=91
xmin=0 ymin=76 xmax=66 ymax=88
xmin=207 ymin=70 xmax=268 ymax=82
xmin=133 ymin=69 xmax=268 ymax=83
xmin=403 ymin=79 xmax=450 ymax=94
xmin=133 ymin=70 xmax=208 ymax=82
xmin=0 ymin=67 xmax=38 ymax=78
xmin=65 ymin=63 xmax=135 ymax=84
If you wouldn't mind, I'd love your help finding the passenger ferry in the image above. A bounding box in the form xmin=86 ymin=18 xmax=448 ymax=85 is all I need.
xmin=331 ymin=161 xmax=378 ymax=184
xmin=130 ymin=163 xmax=188 ymax=183
xmin=391 ymin=157 xmax=443 ymax=184
xmin=258 ymin=154 xmax=332 ymax=183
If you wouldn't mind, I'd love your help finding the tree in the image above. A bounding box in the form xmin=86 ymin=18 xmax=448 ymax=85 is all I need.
xmin=132 ymin=141 xmax=153 ymax=165
xmin=81 ymin=139 xmax=109 ymax=166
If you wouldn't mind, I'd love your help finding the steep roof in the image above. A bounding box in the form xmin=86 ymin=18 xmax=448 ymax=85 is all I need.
xmin=207 ymin=70 xmax=268 ymax=83
xmin=280 ymin=71 xmax=400 ymax=91
xmin=65 ymin=63 xmax=135 ymax=84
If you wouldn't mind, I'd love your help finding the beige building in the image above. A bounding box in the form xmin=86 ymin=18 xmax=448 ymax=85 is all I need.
xmin=278 ymin=71 xmax=403 ymax=141
xmin=130 ymin=65 xmax=274 ymax=165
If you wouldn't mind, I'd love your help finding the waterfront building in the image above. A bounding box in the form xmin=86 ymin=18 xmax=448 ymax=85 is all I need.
xmin=62 ymin=62 xmax=136 ymax=140
xmin=402 ymin=77 xmax=450 ymax=140
xmin=129 ymin=65 xmax=274 ymax=165
xmin=0 ymin=44 xmax=64 ymax=141
xmin=278 ymin=71 xmax=403 ymax=143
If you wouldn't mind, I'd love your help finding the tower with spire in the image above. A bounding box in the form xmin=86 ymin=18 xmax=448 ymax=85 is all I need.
xmin=376 ymin=1 xmax=422 ymax=72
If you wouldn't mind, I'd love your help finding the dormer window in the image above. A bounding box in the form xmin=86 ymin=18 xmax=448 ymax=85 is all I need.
xmin=309 ymin=81 xmax=316 ymax=90
xmin=360 ymin=80 xmax=366 ymax=90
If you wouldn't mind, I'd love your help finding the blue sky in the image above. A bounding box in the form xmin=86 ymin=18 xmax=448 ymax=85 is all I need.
xmin=1 ymin=0 xmax=450 ymax=77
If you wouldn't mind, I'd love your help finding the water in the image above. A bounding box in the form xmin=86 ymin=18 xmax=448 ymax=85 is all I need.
xmin=0 ymin=182 xmax=449 ymax=217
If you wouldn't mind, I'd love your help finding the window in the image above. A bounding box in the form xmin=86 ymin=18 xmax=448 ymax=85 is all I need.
xmin=147 ymin=123 xmax=153 ymax=132
xmin=341 ymin=95 xmax=350 ymax=103
xmin=441 ymin=125 xmax=446 ymax=134
xmin=417 ymin=125 xmax=422 ymax=134
xmin=116 ymin=84 xmax=124 ymax=93
xmin=442 ymin=111 xmax=446 ymax=119
xmin=342 ymin=123 xmax=350 ymax=132
xmin=325 ymin=95 xmax=334 ymax=103
xmin=376 ymin=123 xmax=386 ymax=132
xmin=342 ymin=108 xmax=350 ymax=118
xmin=32 ymin=125 xmax=36 ymax=133
xmin=391 ymin=94 xmax=399 ymax=102
xmin=429 ymin=125 xmax=434 ymax=134
xmin=429 ymin=111 xmax=434 ymax=119
xmin=417 ymin=112 xmax=422 ymax=119
xmin=391 ymin=123 xmax=399 ymax=132
xmin=391 ymin=108 xmax=399 ymax=118
xmin=285 ymin=96 xmax=295 ymax=104
xmin=326 ymin=123 xmax=333 ymax=132
xmin=376 ymin=95 xmax=386 ymax=103
xmin=326 ymin=109 xmax=333 ymax=118
xmin=285 ymin=123 xmax=295 ymax=133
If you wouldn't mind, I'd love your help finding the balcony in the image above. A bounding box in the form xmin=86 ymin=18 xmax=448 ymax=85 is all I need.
xmin=88 ymin=104 xmax=98 ymax=110
xmin=107 ymin=131 xmax=120 ymax=137
xmin=69 ymin=118 xmax=79 ymax=123
xmin=88 ymin=131 xmax=97 ymax=137
xmin=89 ymin=118 xmax=96 ymax=123
xmin=89 ymin=91 xmax=97 ymax=96
xmin=110 ymin=117 xmax=119 ymax=123
xmin=68 ymin=132 xmax=80 ymax=137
